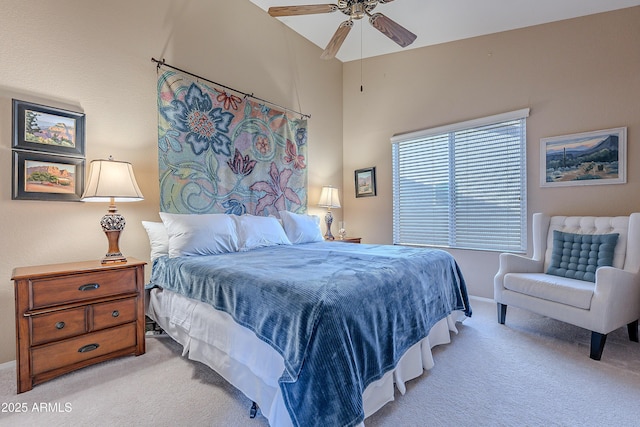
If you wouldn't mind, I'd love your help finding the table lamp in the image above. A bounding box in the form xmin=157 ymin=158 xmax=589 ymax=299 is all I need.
xmin=318 ymin=185 xmax=341 ymax=240
xmin=81 ymin=156 xmax=144 ymax=264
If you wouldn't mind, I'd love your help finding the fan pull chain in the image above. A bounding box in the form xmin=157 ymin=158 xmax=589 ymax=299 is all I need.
xmin=360 ymin=20 xmax=364 ymax=92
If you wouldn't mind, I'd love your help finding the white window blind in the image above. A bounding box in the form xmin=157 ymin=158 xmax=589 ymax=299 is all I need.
xmin=392 ymin=109 xmax=529 ymax=252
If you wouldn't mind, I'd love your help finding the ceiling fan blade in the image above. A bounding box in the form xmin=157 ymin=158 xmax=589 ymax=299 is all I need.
xmin=320 ymin=20 xmax=353 ymax=60
xmin=369 ymin=12 xmax=417 ymax=48
xmin=268 ymin=4 xmax=338 ymax=17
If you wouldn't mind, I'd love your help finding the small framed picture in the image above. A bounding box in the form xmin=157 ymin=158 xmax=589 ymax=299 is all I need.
xmin=12 ymin=151 xmax=85 ymax=201
xmin=355 ymin=167 xmax=376 ymax=198
xmin=540 ymin=127 xmax=626 ymax=187
xmin=12 ymin=99 xmax=85 ymax=157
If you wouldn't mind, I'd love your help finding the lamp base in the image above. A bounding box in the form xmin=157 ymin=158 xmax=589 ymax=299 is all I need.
xmin=324 ymin=210 xmax=335 ymax=241
xmin=101 ymin=230 xmax=127 ymax=264
xmin=101 ymin=255 xmax=127 ymax=265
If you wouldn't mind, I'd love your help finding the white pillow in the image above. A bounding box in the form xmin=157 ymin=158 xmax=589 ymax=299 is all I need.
xmin=233 ymin=215 xmax=291 ymax=251
xmin=159 ymin=212 xmax=239 ymax=258
xmin=141 ymin=221 xmax=170 ymax=260
xmin=279 ymin=211 xmax=324 ymax=244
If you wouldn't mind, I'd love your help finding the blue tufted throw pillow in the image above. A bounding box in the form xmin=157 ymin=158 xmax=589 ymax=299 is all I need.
xmin=546 ymin=230 xmax=619 ymax=282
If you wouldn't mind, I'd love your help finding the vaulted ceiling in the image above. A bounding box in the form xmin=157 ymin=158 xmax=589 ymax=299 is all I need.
xmin=249 ymin=0 xmax=640 ymax=62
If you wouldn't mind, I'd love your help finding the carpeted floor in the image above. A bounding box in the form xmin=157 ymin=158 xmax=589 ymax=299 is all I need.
xmin=1 ymin=297 xmax=640 ymax=426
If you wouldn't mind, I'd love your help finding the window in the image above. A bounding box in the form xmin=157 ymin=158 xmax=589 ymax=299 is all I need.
xmin=391 ymin=109 xmax=529 ymax=252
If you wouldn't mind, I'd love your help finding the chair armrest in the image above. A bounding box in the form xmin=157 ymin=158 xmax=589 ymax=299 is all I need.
xmin=591 ymin=267 xmax=640 ymax=332
xmin=494 ymin=253 xmax=544 ymax=299
xmin=496 ymin=253 xmax=543 ymax=275
xmin=594 ymin=267 xmax=639 ymax=298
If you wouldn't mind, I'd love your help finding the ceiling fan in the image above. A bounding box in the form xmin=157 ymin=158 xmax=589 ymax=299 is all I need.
xmin=268 ymin=1 xmax=417 ymax=60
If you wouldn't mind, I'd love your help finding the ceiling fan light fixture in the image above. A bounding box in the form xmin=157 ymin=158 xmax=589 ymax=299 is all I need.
xmin=351 ymin=3 xmax=365 ymax=19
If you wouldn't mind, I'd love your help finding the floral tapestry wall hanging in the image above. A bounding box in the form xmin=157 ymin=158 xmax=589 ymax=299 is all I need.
xmin=157 ymin=70 xmax=308 ymax=216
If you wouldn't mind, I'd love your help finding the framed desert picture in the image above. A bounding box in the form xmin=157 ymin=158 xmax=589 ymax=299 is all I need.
xmin=12 ymin=99 xmax=85 ymax=157
xmin=355 ymin=167 xmax=377 ymax=198
xmin=540 ymin=127 xmax=627 ymax=187
xmin=13 ymin=151 xmax=85 ymax=201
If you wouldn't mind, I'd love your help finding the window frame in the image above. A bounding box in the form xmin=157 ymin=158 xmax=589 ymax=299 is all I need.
xmin=391 ymin=108 xmax=529 ymax=252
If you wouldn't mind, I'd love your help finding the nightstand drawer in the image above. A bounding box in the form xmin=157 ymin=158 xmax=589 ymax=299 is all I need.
xmin=30 ymin=307 xmax=86 ymax=346
xmin=31 ymin=323 xmax=136 ymax=376
xmin=93 ymin=298 xmax=136 ymax=330
xmin=31 ymin=269 xmax=137 ymax=309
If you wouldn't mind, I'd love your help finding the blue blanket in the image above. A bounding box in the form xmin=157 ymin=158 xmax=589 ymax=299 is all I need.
xmin=149 ymin=242 xmax=471 ymax=426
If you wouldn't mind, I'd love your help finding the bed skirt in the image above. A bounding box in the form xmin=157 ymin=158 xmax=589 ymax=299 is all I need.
xmin=146 ymin=287 xmax=465 ymax=426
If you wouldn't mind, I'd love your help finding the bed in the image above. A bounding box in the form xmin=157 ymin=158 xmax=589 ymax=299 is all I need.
xmin=143 ymin=212 xmax=471 ymax=427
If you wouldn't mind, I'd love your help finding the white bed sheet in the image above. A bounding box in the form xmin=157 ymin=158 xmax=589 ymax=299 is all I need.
xmin=146 ymin=287 xmax=465 ymax=426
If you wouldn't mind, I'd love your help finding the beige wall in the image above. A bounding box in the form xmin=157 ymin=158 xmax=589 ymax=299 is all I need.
xmin=342 ymin=7 xmax=640 ymax=298
xmin=0 ymin=0 xmax=343 ymax=364
xmin=1 ymin=2 xmax=638 ymax=364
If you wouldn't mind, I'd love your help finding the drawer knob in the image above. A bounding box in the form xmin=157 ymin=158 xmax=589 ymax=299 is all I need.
xmin=112 ymin=310 xmax=120 ymax=318
xmin=78 ymin=283 xmax=100 ymax=291
xmin=55 ymin=321 xmax=65 ymax=330
xmin=78 ymin=343 xmax=100 ymax=353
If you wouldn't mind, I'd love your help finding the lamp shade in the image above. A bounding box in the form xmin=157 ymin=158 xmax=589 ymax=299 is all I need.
xmin=81 ymin=157 xmax=144 ymax=202
xmin=318 ymin=186 xmax=341 ymax=209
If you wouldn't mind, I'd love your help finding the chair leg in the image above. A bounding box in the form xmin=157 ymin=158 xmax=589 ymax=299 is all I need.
xmin=497 ymin=303 xmax=507 ymax=325
xmin=590 ymin=332 xmax=607 ymax=360
xmin=628 ymin=320 xmax=639 ymax=342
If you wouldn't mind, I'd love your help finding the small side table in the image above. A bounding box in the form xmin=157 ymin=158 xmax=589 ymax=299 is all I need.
xmin=335 ymin=237 xmax=362 ymax=243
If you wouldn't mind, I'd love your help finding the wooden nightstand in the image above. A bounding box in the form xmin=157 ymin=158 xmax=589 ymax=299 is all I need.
xmin=335 ymin=237 xmax=362 ymax=243
xmin=11 ymin=258 xmax=146 ymax=393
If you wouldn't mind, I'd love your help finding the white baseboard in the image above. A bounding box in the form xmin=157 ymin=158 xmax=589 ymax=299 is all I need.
xmin=0 ymin=360 xmax=15 ymax=371
xmin=469 ymin=295 xmax=495 ymax=304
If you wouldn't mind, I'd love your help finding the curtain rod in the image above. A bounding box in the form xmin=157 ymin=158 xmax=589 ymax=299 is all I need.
xmin=152 ymin=58 xmax=310 ymax=119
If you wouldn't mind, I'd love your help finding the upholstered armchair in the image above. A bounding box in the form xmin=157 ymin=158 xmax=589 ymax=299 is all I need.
xmin=494 ymin=213 xmax=640 ymax=360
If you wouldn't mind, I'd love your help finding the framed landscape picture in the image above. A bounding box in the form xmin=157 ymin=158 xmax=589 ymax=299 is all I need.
xmin=540 ymin=127 xmax=626 ymax=187
xmin=355 ymin=167 xmax=376 ymax=198
xmin=12 ymin=99 xmax=85 ymax=157
xmin=12 ymin=151 xmax=85 ymax=201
